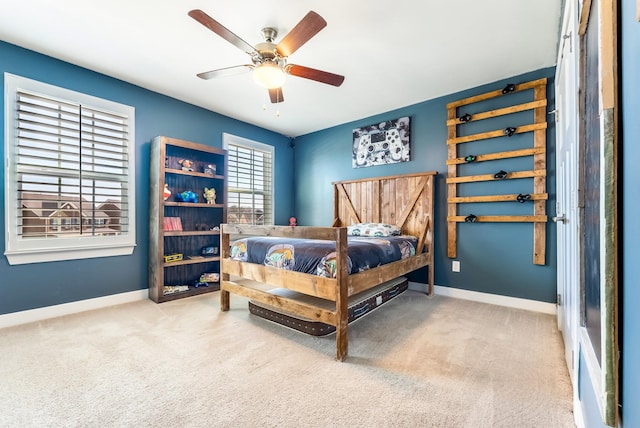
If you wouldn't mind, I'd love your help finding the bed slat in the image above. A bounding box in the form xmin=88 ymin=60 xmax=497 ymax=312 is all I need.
xmin=222 ymin=280 xmax=336 ymax=325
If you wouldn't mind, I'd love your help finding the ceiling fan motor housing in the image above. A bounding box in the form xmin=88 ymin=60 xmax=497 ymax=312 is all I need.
xmin=254 ymin=28 xmax=285 ymax=67
xmin=261 ymin=27 xmax=277 ymax=43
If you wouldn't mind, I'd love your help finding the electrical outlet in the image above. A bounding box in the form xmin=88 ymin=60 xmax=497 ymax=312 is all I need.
xmin=452 ymin=260 xmax=461 ymax=272
xmin=376 ymin=296 xmax=382 ymax=306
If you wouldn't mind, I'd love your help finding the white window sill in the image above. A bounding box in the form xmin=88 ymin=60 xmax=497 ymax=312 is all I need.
xmin=5 ymin=243 xmax=136 ymax=265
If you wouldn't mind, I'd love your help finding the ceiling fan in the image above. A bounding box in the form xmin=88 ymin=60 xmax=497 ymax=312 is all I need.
xmin=188 ymin=9 xmax=345 ymax=104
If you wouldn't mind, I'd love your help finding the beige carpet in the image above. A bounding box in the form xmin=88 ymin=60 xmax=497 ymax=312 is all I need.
xmin=0 ymin=290 xmax=574 ymax=427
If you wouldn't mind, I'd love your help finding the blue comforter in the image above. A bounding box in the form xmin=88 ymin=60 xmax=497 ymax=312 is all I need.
xmin=229 ymin=235 xmax=417 ymax=278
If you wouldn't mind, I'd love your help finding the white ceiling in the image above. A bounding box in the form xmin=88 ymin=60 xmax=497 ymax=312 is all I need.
xmin=0 ymin=0 xmax=562 ymax=137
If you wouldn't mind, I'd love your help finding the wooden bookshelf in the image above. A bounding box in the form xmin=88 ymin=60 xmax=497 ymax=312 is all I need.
xmin=149 ymin=136 xmax=227 ymax=302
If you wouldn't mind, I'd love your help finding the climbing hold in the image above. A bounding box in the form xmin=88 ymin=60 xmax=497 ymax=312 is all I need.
xmin=494 ymin=170 xmax=508 ymax=180
xmin=516 ymin=193 xmax=532 ymax=203
xmin=504 ymin=127 xmax=517 ymax=137
xmin=502 ymin=83 xmax=516 ymax=94
xmin=464 ymin=214 xmax=478 ymax=223
xmin=459 ymin=113 xmax=472 ymax=123
xmin=464 ymin=155 xmax=477 ymax=163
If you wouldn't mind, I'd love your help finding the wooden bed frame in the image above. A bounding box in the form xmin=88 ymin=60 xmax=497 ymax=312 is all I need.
xmin=219 ymin=171 xmax=436 ymax=361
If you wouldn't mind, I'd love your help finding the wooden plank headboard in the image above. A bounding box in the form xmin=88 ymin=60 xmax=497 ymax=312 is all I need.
xmin=331 ymin=171 xmax=437 ymax=253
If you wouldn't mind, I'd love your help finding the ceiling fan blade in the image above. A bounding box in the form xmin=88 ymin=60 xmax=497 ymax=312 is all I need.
xmin=197 ymin=65 xmax=253 ymax=80
xmin=286 ymin=64 xmax=345 ymax=87
xmin=276 ymin=11 xmax=327 ymax=57
xmin=269 ymin=87 xmax=284 ymax=104
xmin=188 ymin=9 xmax=258 ymax=56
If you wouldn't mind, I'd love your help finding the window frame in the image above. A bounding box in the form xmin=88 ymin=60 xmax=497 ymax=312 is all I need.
xmin=4 ymin=73 xmax=136 ymax=265
xmin=222 ymin=133 xmax=274 ymax=226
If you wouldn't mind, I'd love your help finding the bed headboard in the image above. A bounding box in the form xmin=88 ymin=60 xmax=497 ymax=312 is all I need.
xmin=332 ymin=171 xmax=437 ymax=253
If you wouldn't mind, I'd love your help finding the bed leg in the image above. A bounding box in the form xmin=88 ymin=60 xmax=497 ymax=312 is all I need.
xmin=428 ymin=263 xmax=435 ymax=297
xmin=336 ymin=324 xmax=348 ymax=361
xmin=335 ymin=226 xmax=349 ymax=361
xmin=221 ymin=288 xmax=230 ymax=311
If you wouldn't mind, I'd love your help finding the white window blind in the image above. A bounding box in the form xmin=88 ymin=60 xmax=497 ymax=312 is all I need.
xmin=224 ymin=134 xmax=274 ymax=225
xmin=4 ymin=73 xmax=136 ymax=265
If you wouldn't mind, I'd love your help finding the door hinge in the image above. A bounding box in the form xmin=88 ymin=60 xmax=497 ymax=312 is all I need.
xmin=563 ymin=32 xmax=573 ymax=53
xmin=557 ymin=293 xmax=563 ymax=305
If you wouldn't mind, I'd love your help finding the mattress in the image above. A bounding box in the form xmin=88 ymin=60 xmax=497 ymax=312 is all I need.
xmin=248 ymin=276 xmax=408 ymax=336
xmin=230 ymin=235 xmax=418 ymax=278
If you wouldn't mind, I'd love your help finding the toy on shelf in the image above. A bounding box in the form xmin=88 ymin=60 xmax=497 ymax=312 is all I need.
xmin=175 ymin=190 xmax=198 ymax=203
xmin=163 ymin=285 xmax=189 ymax=295
xmin=178 ymin=159 xmax=194 ymax=171
xmin=164 ymin=253 xmax=183 ymax=263
xmin=193 ymin=280 xmax=209 ymax=288
xmin=163 ymin=184 xmax=172 ymax=201
xmin=204 ymin=164 xmax=216 ymax=175
xmin=289 ymin=217 xmax=297 ymax=227
xmin=201 ymin=246 xmax=219 ymax=256
xmin=200 ymin=272 xmax=220 ymax=283
xmin=203 ymin=187 xmax=216 ymax=204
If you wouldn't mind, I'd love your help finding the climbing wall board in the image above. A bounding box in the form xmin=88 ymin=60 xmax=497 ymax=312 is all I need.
xmin=446 ymin=78 xmax=548 ymax=265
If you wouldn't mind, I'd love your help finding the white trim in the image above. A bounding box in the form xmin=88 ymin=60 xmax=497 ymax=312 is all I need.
xmin=4 ymin=73 xmax=136 ymax=265
xmin=0 ymin=289 xmax=148 ymax=329
xmin=579 ymin=327 xmax=604 ymax=418
xmin=5 ymin=243 xmax=135 ymax=265
xmin=222 ymin=132 xmax=274 ymax=154
xmin=408 ymin=282 xmax=556 ymax=314
xmin=2 ymin=285 xmax=556 ymax=329
xmin=222 ymin=132 xmax=275 ymax=225
xmin=574 ymin=392 xmax=586 ymax=428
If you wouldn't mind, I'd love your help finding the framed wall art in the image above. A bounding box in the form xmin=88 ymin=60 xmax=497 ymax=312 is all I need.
xmin=352 ymin=116 xmax=410 ymax=168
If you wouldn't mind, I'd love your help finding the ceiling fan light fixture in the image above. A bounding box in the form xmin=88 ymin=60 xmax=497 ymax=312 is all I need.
xmin=253 ymin=62 xmax=286 ymax=89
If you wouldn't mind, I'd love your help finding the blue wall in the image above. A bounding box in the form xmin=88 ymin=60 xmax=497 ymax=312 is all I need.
xmin=620 ymin=0 xmax=639 ymax=425
xmin=294 ymin=68 xmax=557 ymax=303
xmin=0 ymin=41 xmax=293 ymax=315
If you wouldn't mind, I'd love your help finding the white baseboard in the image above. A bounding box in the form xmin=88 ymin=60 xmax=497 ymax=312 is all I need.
xmin=408 ymin=282 xmax=557 ymax=315
xmin=0 ymin=289 xmax=148 ymax=329
xmin=1 ymin=283 xmax=556 ymax=329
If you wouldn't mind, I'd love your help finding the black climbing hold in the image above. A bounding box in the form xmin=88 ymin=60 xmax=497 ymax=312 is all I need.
xmin=516 ymin=193 xmax=532 ymax=203
xmin=502 ymin=83 xmax=516 ymax=94
xmin=504 ymin=127 xmax=517 ymax=137
xmin=464 ymin=214 xmax=478 ymax=223
xmin=459 ymin=113 xmax=472 ymax=123
xmin=464 ymin=155 xmax=477 ymax=163
xmin=494 ymin=170 xmax=508 ymax=180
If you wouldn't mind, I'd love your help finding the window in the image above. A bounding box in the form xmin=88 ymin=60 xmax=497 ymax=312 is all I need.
xmin=223 ymin=133 xmax=274 ymax=225
xmin=4 ymin=73 xmax=136 ymax=264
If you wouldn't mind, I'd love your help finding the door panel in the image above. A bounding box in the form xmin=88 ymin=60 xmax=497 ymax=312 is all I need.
xmin=555 ymin=0 xmax=579 ymax=380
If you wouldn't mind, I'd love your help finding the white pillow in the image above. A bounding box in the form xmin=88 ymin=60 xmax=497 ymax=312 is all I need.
xmin=347 ymin=222 xmax=402 ymax=237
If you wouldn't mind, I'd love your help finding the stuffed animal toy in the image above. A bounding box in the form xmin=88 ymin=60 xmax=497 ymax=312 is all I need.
xmin=178 ymin=159 xmax=194 ymax=171
xmin=175 ymin=190 xmax=198 ymax=203
xmin=203 ymin=187 xmax=216 ymax=204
